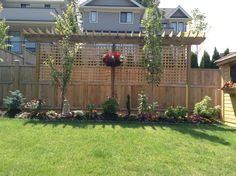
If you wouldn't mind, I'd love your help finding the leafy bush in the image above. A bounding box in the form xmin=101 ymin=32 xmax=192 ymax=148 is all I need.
xmin=102 ymin=97 xmax=119 ymax=115
xmin=194 ymin=96 xmax=221 ymax=118
xmin=137 ymin=91 xmax=157 ymax=113
xmin=165 ymin=106 xmax=188 ymax=120
xmin=126 ymin=95 xmax=131 ymax=116
xmin=85 ymin=104 xmax=96 ymax=119
xmin=25 ymin=99 xmax=45 ymax=112
xmin=3 ymin=90 xmax=25 ymax=116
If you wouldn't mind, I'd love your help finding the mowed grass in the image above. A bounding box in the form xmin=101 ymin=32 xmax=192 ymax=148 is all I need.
xmin=0 ymin=119 xmax=236 ymax=176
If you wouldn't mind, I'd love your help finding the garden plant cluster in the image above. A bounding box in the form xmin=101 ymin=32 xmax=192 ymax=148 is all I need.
xmin=1 ymin=90 xmax=221 ymax=124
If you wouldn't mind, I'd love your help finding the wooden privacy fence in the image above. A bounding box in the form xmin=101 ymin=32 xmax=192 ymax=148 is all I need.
xmin=0 ymin=29 xmax=220 ymax=111
xmin=0 ymin=48 xmax=221 ymax=110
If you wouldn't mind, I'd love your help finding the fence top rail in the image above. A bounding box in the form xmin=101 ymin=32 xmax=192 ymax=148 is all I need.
xmin=23 ymin=28 xmax=206 ymax=45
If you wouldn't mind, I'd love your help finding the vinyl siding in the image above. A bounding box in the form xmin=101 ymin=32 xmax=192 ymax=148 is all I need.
xmin=83 ymin=11 xmax=141 ymax=31
xmin=86 ymin=0 xmax=137 ymax=7
xmin=222 ymin=65 xmax=236 ymax=124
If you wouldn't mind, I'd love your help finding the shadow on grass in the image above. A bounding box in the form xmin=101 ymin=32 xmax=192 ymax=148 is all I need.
xmin=24 ymin=120 xmax=235 ymax=146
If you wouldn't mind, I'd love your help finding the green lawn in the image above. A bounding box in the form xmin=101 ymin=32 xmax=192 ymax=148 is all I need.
xmin=0 ymin=119 xmax=236 ymax=176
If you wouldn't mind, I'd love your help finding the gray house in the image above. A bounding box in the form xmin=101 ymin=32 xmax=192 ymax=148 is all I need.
xmin=79 ymin=0 xmax=192 ymax=33
xmin=0 ymin=0 xmax=68 ymax=53
xmin=79 ymin=0 xmax=146 ymax=32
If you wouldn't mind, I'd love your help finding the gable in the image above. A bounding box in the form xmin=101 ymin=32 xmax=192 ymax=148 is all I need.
xmin=170 ymin=9 xmax=189 ymax=19
xmin=85 ymin=0 xmax=139 ymax=7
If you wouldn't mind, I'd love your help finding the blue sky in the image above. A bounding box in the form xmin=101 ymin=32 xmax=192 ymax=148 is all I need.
xmin=160 ymin=0 xmax=236 ymax=58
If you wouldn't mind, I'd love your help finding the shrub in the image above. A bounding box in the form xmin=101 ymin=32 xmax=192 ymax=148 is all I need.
xmin=102 ymin=97 xmax=119 ymax=115
xmin=25 ymin=99 xmax=45 ymax=112
xmin=3 ymin=90 xmax=25 ymax=116
xmin=126 ymin=95 xmax=131 ymax=116
xmin=86 ymin=104 xmax=97 ymax=120
xmin=164 ymin=106 xmax=188 ymax=120
xmin=138 ymin=91 xmax=158 ymax=113
xmin=194 ymin=96 xmax=221 ymax=118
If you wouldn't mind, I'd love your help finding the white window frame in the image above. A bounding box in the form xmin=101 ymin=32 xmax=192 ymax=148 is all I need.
xmin=89 ymin=11 xmax=98 ymax=23
xmin=119 ymin=12 xmax=134 ymax=24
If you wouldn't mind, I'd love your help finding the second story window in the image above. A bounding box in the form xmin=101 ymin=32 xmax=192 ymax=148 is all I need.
xmin=171 ymin=22 xmax=177 ymax=32
xmin=45 ymin=4 xmax=51 ymax=8
xmin=120 ymin=12 xmax=133 ymax=24
xmin=178 ymin=22 xmax=185 ymax=32
xmin=89 ymin=11 xmax=98 ymax=23
xmin=21 ymin=4 xmax=30 ymax=8
xmin=162 ymin=23 xmax=167 ymax=28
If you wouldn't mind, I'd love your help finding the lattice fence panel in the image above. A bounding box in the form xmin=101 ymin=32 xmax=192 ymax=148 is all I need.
xmin=39 ymin=43 xmax=188 ymax=85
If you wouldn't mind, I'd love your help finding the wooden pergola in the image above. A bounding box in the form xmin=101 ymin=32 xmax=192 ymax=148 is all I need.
xmin=23 ymin=29 xmax=205 ymax=110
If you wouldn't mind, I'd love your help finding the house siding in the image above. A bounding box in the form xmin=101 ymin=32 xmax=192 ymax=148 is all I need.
xmin=222 ymin=65 xmax=236 ymax=124
xmin=83 ymin=11 xmax=141 ymax=31
xmin=86 ymin=0 xmax=137 ymax=7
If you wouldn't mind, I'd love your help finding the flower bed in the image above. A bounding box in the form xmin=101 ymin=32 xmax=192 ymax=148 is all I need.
xmin=221 ymin=81 xmax=236 ymax=94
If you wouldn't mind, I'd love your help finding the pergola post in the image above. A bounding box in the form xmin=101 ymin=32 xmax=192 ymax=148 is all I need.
xmin=186 ymin=45 xmax=191 ymax=109
xmin=111 ymin=44 xmax=116 ymax=98
xmin=35 ymin=42 xmax=40 ymax=99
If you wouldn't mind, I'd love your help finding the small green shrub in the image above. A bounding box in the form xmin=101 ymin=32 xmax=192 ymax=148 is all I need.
xmin=126 ymin=95 xmax=131 ymax=116
xmin=3 ymin=90 xmax=25 ymax=116
xmin=165 ymin=106 xmax=188 ymax=119
xmin=194 ymin=96 xmax=221 ymax=118
xmin=102 ymin=97 xmax=119 ymax=115
xmin=138 ymin=91 xmax=157 ymax=113
xmin=25 ymin=99 xmax=45 ymax=112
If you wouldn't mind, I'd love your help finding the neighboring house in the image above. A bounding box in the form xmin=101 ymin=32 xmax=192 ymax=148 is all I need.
xmin=79 ymin=0 xmax=146 ymax=32
xmin=160 ymin=6 xmax=192 ymax=33
xmin=0 ymin=0 xmax=68 ymax=53
xmin=79 ymin=0 xmax=191 ymax=33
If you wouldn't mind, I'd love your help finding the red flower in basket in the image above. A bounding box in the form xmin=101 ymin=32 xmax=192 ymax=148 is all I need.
xmin=221 ymin=81 xmax=234 ymax=90
xmin=102 ymin=51 xmax=124 ymax=67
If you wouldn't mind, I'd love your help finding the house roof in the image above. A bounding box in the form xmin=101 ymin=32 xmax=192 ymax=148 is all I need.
xmin=160 ymin=5 xmax=192 ymax=20
xmin=215 ymin=52 xmax=236 ymax=66
xmin=79 ymin=0 xmax=145 ymax=8
xmin=3 ymin=0 xmax=65 ymax=3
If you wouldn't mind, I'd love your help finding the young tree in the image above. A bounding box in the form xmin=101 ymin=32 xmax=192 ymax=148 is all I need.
xmin=200 ymin=51 xmax=211 ymax=69
xmin=0 ymin=3 xmax=11 ymax=63
xmin=191 ymin=52 xmax=198 ymax=68
xmin=189 ymin=8 xmax=208 ymax=33
xmin=189 ymin=8 xmax=208 ymax=58
xmin=211 ymin=47 xmax=220 ymax=68
xmin=142 ymin=0 xmax=162 ymax=111
xmin=224 ymin=48 xmax=230 ymax=56
xmin=45 ymin=2 xmax=80 ymax=114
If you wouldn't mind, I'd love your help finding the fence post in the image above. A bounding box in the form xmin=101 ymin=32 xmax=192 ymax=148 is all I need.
xmin=186 ymin=45 xmax=191 ymax=109
xmin=35 ymin=42 xmax=40 ymax=99
xmin=13 ymin=59 xmax=20 ymax=90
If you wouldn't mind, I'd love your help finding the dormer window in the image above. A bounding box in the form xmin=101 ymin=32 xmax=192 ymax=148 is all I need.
xmin=21 ymin=4 xmax=30 ymax=8
xmin=45 ymin=4 xmax=51 ymax=8
xmin=120 ymin=12 xmax=133 ymax=24
xmin=89 ymin=11 xmax=98 ymax=23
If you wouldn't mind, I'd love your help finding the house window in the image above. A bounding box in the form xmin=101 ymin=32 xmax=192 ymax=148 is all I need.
xmin=120 ymin=12 xmax=133 ymax=24
xmin=230 ymin=65 xmax=236 ymax=82
xmin=170 ymin=22 xmax=177 ymax=32
xmin=44 ymin=4 xmax=51 ymax=8
xmin=89 ymin=11 xmax=98 ymax=23
xmin=162 ymin=23 xmax=167 ymax=28
xmin=178 ymin=22 xmax=185 ymax=32
xmin=21 ymin=4 xmax=30 ymax=8
xmin=8 ymin=31 xmax=22 ymax=53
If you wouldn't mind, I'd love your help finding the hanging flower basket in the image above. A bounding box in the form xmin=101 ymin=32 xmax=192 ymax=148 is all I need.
xmin=102 ymin=51 xmax=124 ymax=67
xmin=221 ymin=81 xmax=236 ymax=94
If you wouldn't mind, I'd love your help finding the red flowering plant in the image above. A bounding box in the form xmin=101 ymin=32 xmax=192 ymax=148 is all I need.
xmin=221 ymin=81 xmax=235 ymax=90
xmin=102 ymin=51 xmax=124 ymax=67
